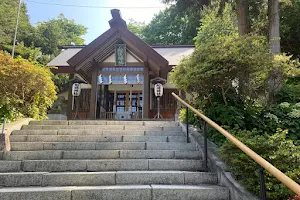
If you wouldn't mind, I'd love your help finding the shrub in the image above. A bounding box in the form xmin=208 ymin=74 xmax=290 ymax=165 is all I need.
xmin=220 ymin=128 xmax=300 ymax=199
xmin=0 ymin=52 xmax=57 ymax=121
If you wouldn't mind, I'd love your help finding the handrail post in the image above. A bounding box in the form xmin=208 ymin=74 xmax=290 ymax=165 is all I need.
xmin=204 ymin=121 xmax=208 ymax=172
xmin=258 ymin=164 xmax=267 ymax=200
xmin=1 ymin=118 xmax=6 ymax=135
xmin=186 ymin=107 xmax=190 ymax=143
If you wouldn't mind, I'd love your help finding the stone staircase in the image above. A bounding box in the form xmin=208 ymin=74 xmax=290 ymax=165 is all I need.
xmin=0 ymin=120 xmax=229 ymax=200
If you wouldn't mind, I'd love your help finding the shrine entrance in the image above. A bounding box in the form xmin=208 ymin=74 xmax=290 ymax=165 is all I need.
xmin=96 ymin=65 xmax=145 ymax=120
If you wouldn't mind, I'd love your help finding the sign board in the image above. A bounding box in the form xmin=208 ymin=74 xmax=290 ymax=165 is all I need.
xmin=115 ymin=44 xmax=126 ymax=66
xmin=72 ymin=83 xmax=81 ymax=97
xmin=154 ymin=83 xmax=163 ymax=97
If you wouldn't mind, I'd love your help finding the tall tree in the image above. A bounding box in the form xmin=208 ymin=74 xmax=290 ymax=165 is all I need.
xmin=268 ymin=0 xmax=280 ymax=54
xmin=127 ymin=19 xmax=146 ymax=39
xmin=32 ymin=14 xmax=88 ymax=56
xmin=128 ymin=6 xmax=201 ymax=45
xmin=280 ymin=0 xmax=300 ymax=58
xmin=142 ymin=6 xmax=199 ymax=45
xmin=0 ymin=0 xmax=33 ymax=48
xmin=236 ymin=0 xmax=251 ymax=35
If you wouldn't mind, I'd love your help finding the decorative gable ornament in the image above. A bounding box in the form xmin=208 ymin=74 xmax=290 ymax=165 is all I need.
xmin=115 ymin=44 xmax=126 ymax=66
xmin=98 ymin=74 xmax=103 ymax=84
xmin=124 ymin=74 xmax=128 ymax=84
xmin=109 ymin=75 xmax=112 ymax=84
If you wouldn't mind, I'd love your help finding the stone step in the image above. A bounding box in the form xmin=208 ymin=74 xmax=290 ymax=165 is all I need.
xmin=3 ymin=150 xmax=201 ymax=160
xmin=0 ymin=185 xmax=229 ymax=200
xmin=0 ymin=159 xmax=203 ymax=172
xmin=12 ymin=129 xmax=184 ymax=136
xmin=29 ymin=120 xmax=179 ymax=127
xmin=21 ymin=125 xmax=182 ymax=132
xmin=0 ymin=161 xmax=22 ymax=172
xmin=9 ymin=135 xmax=187 ymax=143
xmin=0 ymin=171 xmax=217 ymax=187
xmin=10 ymin=142 xmax=196 ymax=151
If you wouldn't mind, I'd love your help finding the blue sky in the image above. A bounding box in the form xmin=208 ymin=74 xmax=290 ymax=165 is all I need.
xmin=26 ymin=0 xmax=168 ymax=44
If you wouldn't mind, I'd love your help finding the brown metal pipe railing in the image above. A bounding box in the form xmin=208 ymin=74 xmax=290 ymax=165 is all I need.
xmin=172 ymin=92 xmax=300 ymax=195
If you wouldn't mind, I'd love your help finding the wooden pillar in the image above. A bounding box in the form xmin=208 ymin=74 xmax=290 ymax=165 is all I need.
xmin=113 ymin=90 xmax=117 ymax=112
xmin=150 ymin=87 xmax=153 ymax=110
xmin=67 ymin=74 xmax=75 ymax=120
xmin=143 ymin=66 xmax=150 ymax=119
xmin=104 ymin=85 xmax=109 ymax=111
xmin=89 ymin=68 xmax=98 ymax=119
xmin=129 ymin=87 xmax=132 ymax=112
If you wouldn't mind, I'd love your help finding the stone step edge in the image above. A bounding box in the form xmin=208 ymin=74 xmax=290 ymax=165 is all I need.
xmin=0 ymin=171 xmax=217 ymax=186
xmin=0 ymin=159 xmax=204 ymax=172
xmin=0 ymin=184 xmax=227 ymax=191
xmin=0 ymin=184 xmax=229 ymax=200
xmin=29 ymin=120 xmax=179 ymax=125
xmin=0 ymin=185 xmax=229 ymax=200
xmin=12 ymin=131 xmax=184 ymax=136
xmin=1 ymin=150 xmax=202 ymax=161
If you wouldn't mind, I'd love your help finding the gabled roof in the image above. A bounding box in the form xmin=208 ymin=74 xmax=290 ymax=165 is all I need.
xmin=67 ymin=9 xmax=169 ymax=80
xmin=47 ymin=45 xmax=195 ymax=67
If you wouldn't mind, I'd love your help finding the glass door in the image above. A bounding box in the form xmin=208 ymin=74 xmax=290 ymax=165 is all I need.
xmin=116 ymin=93 xmax=126 ymax=112
xmin=130 ymin=92 xmax=143 ymax=113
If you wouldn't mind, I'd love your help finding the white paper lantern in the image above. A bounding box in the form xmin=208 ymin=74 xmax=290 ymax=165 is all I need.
xmin=154 ymin=83 xmax=163 ymax=97
xmin=72 ymin=83 xmax=81 ymax=97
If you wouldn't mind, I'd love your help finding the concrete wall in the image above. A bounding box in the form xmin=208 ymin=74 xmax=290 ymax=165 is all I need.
xmin=0 ymin=118 xmax=33 ymax=152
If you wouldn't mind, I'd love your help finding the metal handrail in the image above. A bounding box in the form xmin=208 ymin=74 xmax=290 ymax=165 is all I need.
xmin=172 ymin=92 xmax=300 ymax=196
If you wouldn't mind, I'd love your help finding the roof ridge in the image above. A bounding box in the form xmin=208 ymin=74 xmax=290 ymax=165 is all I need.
xmin=59 ymin=44 xmax=195 ymax=49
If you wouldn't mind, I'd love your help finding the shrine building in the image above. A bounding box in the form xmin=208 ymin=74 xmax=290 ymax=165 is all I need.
xmin=47 ymin=9 xmax=194 ymax=120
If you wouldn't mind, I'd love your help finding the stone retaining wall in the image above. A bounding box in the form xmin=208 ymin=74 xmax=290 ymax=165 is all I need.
xmin=0 ymin=118 xmax=33 ymax=152
xmin=179 ymin=122 xmax=259 ymax=200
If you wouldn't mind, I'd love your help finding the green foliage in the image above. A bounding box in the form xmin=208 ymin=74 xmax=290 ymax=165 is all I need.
xmin=171 ymin=34 xmax=273 ymax=105
xmin=0 ymin=52 xmax=57 ymax=121
xmin=179 ymin=107 xmax=199 ymax=125
xmin=0 ymin=1 xmax=87 ymax=61
xmin=32 ymin=14 xmax=87 ymax=56
xmin=127 ymin=5 xmax=200 ymax=45
xmin=220 ymin=128 xmax=300 ymax=199
xmin=52 ymin=74 xmax=70 ymax=92
xmin=0 ymin=0 xmax=33 ymax=47
xmin=276 ymin=82 xmax=300 ymax=103
xmin=263 ymin=102 xmax=300 ymax=140
xmin=127 ymin=19 xmax=146 ymax=39
xmin=142 ymin=6 xmax=199 ymax=45
xmin=194 ymin=4 xmax=238 ymax=46
xmin=280 ymin=0 xmax=300 ymax=58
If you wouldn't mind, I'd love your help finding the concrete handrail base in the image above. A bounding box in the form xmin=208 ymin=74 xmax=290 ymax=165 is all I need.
xmin=0 ymin=118 xmax=33 ymax=152
xmin=179 ymin=122 xmax=259 ymax=200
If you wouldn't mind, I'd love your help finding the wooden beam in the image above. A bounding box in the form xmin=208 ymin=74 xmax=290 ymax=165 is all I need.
xmin=143 ymin=65 xmax=150 ymax=119
xmin=75 ymin=32 xmax=121 ymax=71
xmin=51 ymin=66 xmax=75 ymax=74
xmin=99 ymin=62 xmax=143 ymax=67
xmin=68 ymin=28 xmax=118 ymax=67
xmin=67 ymin=74 xmax=75 ymax=120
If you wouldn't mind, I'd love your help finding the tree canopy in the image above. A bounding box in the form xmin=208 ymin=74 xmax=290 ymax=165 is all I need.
xmin=0 ymin=52 xmax=57 ymax=120
xmin=0 ymin=0 xmax=88 ymax=61
xmin=31 ymin=14 xmax=87 ymax=56
xmin=128 ymin=6 xmax=201 ymax=45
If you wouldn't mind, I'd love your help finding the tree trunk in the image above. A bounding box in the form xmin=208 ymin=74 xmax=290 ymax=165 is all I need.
xmin=221 ymin=86 xmax=228 ymax=106
xmin=268 ymin=0 xmax=280 ymax=54
xmin=236 ymin=0 xmax=251 ymax=35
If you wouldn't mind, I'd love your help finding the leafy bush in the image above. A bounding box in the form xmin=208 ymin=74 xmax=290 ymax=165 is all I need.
xmin=221 ymin=128 xmax=300 ymax=199
xmin=0 ymin=52 xmax=57 ymax=121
